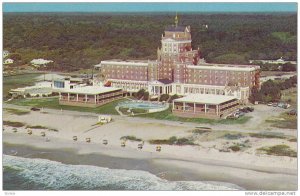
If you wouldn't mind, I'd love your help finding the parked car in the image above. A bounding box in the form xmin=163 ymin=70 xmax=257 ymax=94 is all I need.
xmin=235 ymin=111 xmax=245 ymax=117
xmin=226 ymin=115 xmax=236 ymax=119
xmin=267 ymin=102 xmax=273 ymax=106
xmin=272 ymin=103 xmax=278 ymax=107
xmin=240 ymin=107 xmax=253 ymax=113
xmin=247 ymin=107 xmax=254 ymax=112
xmin=30 ymin=107 xmax=40 ymax=111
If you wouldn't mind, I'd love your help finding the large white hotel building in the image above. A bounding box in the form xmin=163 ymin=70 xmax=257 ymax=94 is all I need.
xmin=94 ymin=15 xmax=260 ymax=105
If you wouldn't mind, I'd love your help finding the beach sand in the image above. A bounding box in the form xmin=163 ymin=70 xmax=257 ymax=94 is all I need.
xmin=2 ymin=105 xmax=298 ymax=190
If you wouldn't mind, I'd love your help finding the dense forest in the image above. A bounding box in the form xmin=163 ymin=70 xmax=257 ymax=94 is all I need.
xmin=3 ymin=12 xmax=297 ymax=71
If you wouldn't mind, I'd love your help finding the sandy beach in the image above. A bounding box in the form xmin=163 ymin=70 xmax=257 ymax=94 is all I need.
xmin=3 ymin=104 xmax=298 ymax=190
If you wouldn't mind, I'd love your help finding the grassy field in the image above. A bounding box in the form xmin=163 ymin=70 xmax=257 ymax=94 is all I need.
xmin=3 ymin=73 xmax=42 ymax=97
xmin=266 ymin=113 xmax=297 ymax=129
xmin=137 ymin=107 xmax=251 ymax=125
xmin=8 ymin=98 xmax=126 ymax=115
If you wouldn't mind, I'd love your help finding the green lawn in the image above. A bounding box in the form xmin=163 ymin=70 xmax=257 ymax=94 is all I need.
xmin=3 ymin=73 xmax=42 ymax=97
xmin=137 ymin=106 xmax=251 ymax=125
xmin=8 ymin=98 xmax=251 ymax=124
xmin=8 ymin=98 xmax=126 ymax=115
xmin=266 ymin=113 xmax=297 ymax=129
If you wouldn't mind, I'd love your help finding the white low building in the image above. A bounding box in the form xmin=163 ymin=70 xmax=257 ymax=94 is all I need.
xmin=249 ymin=57 xmax=297 ymax=65
xmin=9 ymin=85 xmax=52 ymax=97
xmin=31 ymin=58 xmax=53 ymax=67
xmin=3 ymin=50 xmax=9 ymax=58
xmin=4 ymin=58 xmax=14 ymax=65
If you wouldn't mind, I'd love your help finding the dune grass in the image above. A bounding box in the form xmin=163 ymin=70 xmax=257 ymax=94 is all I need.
xmin=120 ymin=135 xmax=142 ymax=142
xmin=4 ymin=108 xmax=30 ymax=115
xmin=3 ymin=121 xmax=26 ymax=127
xmin=258 ymin=145 xmax=297 ymax=157
xmin=25 ymin=125 xmax=58 ymax=132
xmin=149 ymin=136 xmax=197 ymax=146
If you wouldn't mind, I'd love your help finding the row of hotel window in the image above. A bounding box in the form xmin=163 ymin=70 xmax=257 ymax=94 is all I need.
xmin=106 ymin=75 xmax=146 ymax=80
xmin=183 ymin=87 xmax=226 ymax=95
xmin=113 ymin=84 xmax=147 ymax=90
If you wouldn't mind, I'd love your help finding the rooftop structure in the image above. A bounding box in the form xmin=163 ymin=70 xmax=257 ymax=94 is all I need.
xmin=31 ymin=58 xmax=53 ymax=65
xmin=61 ymin=86 xmax=121 ymax=95
xmin=59 ymin=86 xmax=124 ymax=107
xmin=249 ymin=57 xmax=296 ymax=65
xmin=173 ymin=94 xmax=237 ymax=105
xmin=172 ymin=94 xmax=239 ymax=119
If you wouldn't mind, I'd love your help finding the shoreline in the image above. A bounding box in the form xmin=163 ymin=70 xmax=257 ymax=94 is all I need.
xmin=3 ymin=133 xmax=297 ymax=190
xmin=2 ymin=104 xmax=297 ymax=190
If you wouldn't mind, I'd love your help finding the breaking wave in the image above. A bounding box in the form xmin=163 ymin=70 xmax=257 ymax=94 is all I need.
xmin=3 ymin=155 xmax=242 ymax=190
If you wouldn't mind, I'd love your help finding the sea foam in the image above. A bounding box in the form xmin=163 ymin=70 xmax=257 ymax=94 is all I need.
xmin=3 ymin=155 xmax=242 ymax=190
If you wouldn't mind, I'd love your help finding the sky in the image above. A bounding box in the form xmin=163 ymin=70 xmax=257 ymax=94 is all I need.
xmin=3 ymin=2 xmax=298 ymax=13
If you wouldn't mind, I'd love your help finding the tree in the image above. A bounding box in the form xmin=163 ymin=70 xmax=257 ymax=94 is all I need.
xmin=282 ymin=63 xmax=296 ymax=72
xmin=9 ymin=53 xmax=22 ymax=61
xmin=159 ymin=94 xmax=169 ymax=102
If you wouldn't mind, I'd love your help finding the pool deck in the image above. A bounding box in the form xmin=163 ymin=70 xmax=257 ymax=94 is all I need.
xmin=116 ymin=100 xmax=169 ymax=116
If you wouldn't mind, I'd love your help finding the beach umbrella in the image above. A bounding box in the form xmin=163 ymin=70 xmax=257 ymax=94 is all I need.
xmin=156 ymin=146 xmax=162 ymax=152
xmin=86 ymin=138 xmax=91 ymax=143
xmin=103 ymin=139 xmax=108 ymax=145
xmin=41 ymin=132 xmax=46 ymax=137
xmin=13 ymin=128 xmax=17 ymax=133
xmin=138 ymin=143 xmax=143 ymax=149
xmin=121 ymin=141 xmax=126 ymax=147
xmin=73 ymin=136 xmax=78 ymax=141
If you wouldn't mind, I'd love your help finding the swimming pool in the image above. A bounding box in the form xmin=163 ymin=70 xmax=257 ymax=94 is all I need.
xmin=118 ymin=100 xmax=169 ymax=113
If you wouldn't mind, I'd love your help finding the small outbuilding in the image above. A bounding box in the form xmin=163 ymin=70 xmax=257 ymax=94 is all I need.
xmin=172 ymin=94 xmax=239 ymax=119
xmin=59 ymin=86 xmax=125 ymax=107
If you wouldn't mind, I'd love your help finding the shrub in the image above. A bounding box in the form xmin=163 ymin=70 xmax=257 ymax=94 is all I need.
xmin=192 ymin=129 xmax=211 ymax=134
xmin=229 ymin=145 xmax=241 ymax=152
xmin=258 ymin=145 xmax=297 ymax=157
xmin=169 ymin=94 xmax=179 ymax=102
xmin=224 ymin=133 xmax=244 ymax=140
xmin=120 ymin=135 xmax=142 ymax=142
xmin=3 ymin=121 xmax=25 ymax=127
xmin=288 ymin=138 xmax=297 ymax=142
xmin=249 ymin=133 xmax=286 ymax=139
xmin=159 ymin=94 xmax=169 ymax=102
xmin=149 ymin=136 xmax=196 ymax=146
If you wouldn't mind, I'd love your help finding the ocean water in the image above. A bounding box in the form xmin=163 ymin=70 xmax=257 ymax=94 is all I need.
xmin=3 ymin=155 xmax=241 ymax=190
